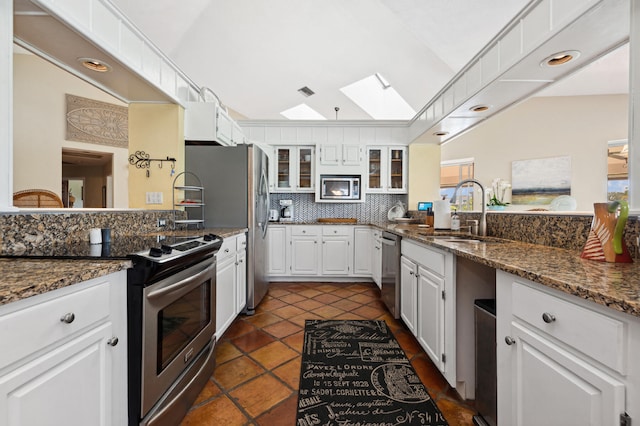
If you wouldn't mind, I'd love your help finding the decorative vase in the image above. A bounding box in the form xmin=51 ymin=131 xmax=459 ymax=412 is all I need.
xmin=581 ymin=201 xmax=632 ymax=263
xmin=487 ymin=205 xmax=505 ymax=211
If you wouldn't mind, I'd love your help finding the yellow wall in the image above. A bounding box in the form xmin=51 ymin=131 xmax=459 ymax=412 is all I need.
xmin=128 ymin=103 xmax=184 ymax=209
xmin=408 ymin=143 xmax=441 ymax=210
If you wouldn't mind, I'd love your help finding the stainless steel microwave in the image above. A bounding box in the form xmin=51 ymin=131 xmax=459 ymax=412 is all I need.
xmin=320 ymin=175 xmax=361 ymax=200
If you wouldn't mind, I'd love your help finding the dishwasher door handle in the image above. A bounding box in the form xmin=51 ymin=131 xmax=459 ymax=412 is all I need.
xmin=381 ymin=237 xmax=397 ymax=246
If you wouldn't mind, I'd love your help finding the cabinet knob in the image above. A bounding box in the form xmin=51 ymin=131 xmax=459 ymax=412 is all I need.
xmin=505 ymin=336 xmax=516 ymax=346
xmin=409 ymin=271 xmax=414 ymax=276
xmin=314 ymin=240 xmax=317 ymax=244
xmin=302 ymin=230 xmax=306 ymax=233
xmin=334 ymin=230 xmax=337 ymax=234
xmin=107 ymin=337 xmax=119 ymax=347
xmin=225 ymin=248 xmax=230 ymax=253
xmin=60 ymin=313 xmax=75 ymax=324
xmin=542 ymin=312 xmax=556 ymax=323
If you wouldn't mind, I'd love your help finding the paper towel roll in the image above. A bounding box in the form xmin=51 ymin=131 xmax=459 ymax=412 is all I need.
xmin=433 ymin=200 xmax=451 ymax=229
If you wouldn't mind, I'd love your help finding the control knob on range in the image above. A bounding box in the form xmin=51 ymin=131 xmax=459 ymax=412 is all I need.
xmin=204 ymin=234 xmax=219 ymax=241
xmin=161 ymin=245 xmax=173 ymax=254
xmin=149 ymin=247 xmax=164 ymax=258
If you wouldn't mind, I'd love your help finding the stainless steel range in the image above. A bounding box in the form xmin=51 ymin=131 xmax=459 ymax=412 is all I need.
xmin=127 ymin=234 xmax=222 ymax=426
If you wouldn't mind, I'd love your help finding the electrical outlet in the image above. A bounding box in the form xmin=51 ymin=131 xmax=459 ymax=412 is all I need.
xmin=146 ymin=192 xmax=163 ymax=204
xmin=158 ymin=219 xmax=166 ymax=227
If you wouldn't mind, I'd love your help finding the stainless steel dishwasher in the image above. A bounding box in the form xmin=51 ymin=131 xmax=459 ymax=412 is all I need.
xmin=381 ymin=232 xmax=401 ymax=319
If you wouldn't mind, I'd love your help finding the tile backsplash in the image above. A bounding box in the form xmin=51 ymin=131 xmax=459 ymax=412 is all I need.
xmin=270 ymin=193 xmax=408 ymax=223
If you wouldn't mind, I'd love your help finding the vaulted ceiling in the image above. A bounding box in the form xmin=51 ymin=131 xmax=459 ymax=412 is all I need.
xmin=106 ymin=1 xmax=629 ymax=120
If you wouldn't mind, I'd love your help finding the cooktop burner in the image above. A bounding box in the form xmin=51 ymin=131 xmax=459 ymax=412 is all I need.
xmin=0 ymin=233 xmax=222 ymax=261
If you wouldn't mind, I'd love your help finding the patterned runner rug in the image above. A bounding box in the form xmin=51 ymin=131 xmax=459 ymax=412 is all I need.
xmin=296 ymin=319 xmax=448 ymax=426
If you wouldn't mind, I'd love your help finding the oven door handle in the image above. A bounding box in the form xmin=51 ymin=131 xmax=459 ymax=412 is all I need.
xmin=147 ymin=262 xmax=215 ymax=300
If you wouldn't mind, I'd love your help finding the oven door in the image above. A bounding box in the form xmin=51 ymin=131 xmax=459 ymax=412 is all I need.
xmin=141 ymin=258 xmax=216 ymax=416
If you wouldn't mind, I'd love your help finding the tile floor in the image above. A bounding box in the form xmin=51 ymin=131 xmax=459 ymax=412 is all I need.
xmin=181 ymin=282 xmax=476 ymax=426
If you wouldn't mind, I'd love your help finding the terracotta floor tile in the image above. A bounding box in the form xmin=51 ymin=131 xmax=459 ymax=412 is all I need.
xmin=215 ymin=340 xmax=243 ymax=365
xmin=352 ymin=304 xmax=387 ymax=318
xmin=279 ymin=293 xmax=307 ymax=304
xmin=255 ymin=297 xmax=287 ymax=312
xmin=256 ymin=394 xmax=299 ymax=426
xmin=192 ymin=379 xmax=222 ymax=406
xmin=315 ymin=283 xmax=341 ymax=293
xmin=333 ymin=311 xmax=367 ymax=321
xmin=282 ymin=330 xmax=305 ymax=353
xmin=272 ymin=357 xmax=302 ymax=389
xmin=250 ymin=340 xmax=298 ymax=370
xmin=313 ymin=304 xmax=345 ymax=318
xmin=331 ymin=298 xmax=362 ymax=311
xmin=288 ymin=312 xmax=323 ymax=327
xmin=393 ymin=329 xmax=423 ymax=356
xmin=312 ymin=293 xmax=342 ymax=304
xmin=229 ymin=374 xmax=292 ymax=418
xmin=435 ymin=397 xmax=476 ymax=426
xmin=293 ymin=298 xmax=324 ymax=311
xmin=296 ymin=288 xmax=324 ymax=298
xmin=271 ymin=305 xmax=306 ymax=319
xmin=231 ymin=329 xmax=276 ymax=353
xmin=181 ymin=395 xmax=248 ymax=426
xmin=222 ymin=320 xmax=256 ymax=339
xmin=348 ymin=292 xmax=377 ymax=303
xmin=411 ymin=354 xmax=450 ymax=395
xmin=263 ymin=320 xmax=303 ymax=339
xmin=244 ymin=312 xmax=283 ymax=328
xmin=268 ymin=287 xmax=291 ymax=298
xmin=214 ymin=356 xmax=265 ymax=390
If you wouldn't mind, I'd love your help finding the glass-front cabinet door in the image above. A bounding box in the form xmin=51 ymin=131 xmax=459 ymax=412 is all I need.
xmin=389 ymin=147 xmax=407 ymax=192
xmin=297 ymin=147 xmax=314 ymax=191
xmin=276 ymin=148 xmax=293 ymax=191
xmin=368 ymin=148 xmax=383 ymax=192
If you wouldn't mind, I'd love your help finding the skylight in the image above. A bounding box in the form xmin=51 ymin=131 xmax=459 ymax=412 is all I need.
xmin=280 ymin=104 xmax=326 ymax=120
xmin=340 ymin=74 xmax=415 ymax=120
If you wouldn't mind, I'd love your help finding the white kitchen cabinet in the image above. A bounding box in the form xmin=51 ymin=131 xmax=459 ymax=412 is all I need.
xmin=401 ymin=239 xmax=455 ymax=386
xmin=318 ymin=143 xmax=363 ymax=166
xmin=371 ymin=229 xmax=382 ymax=288
xmin=353 ymin=226 xmax=373 ymax=276
xmin=272 ymin=146 xmax=314 ymax=192
xmin=400 ymin=256 xmax=418 ymax=334
xmin=215 ymin=233 xmax=247 ymax=338
xmin=0 ymin=271 xmax=128 ymax=426
xmin=496 ymin=271 xmax=636 ymax=426
xmin=321 ymin=226 xmax=352 ymax=275
xmin=267 ymin=225 xmax=287 ymax=275
xmin=216 ymin=107 xmax=234 ymax=146
xmin=184 ymin=102 xmax=237 ymax=146
xmin=231 ymin=121 xmax=246 ymax=145
xmin=366 ymin=146 xmax=407 ymax=193
xmin=290 ymin=227 xmax=320 ymax=275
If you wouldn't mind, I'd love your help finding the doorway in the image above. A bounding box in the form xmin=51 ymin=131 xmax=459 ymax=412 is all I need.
xmin=62 ymin=148 xmax=113 ymax=208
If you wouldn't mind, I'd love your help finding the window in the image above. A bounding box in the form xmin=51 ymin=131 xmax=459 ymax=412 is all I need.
xmin=607 ymin=140 xmax=628 ymax=201
xmin=441 ymin=159 xmax=474 ymax=210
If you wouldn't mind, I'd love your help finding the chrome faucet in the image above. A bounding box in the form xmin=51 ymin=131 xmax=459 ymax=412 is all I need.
xmin=450 ymin=178 xmax=487 ymax=236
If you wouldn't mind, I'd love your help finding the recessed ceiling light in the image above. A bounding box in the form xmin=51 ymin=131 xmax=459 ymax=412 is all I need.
xmin=541 ymin=50 xmax=580 ymax=67
xmin=297 ymin=86 xmax=315 ymax=97
xmin=434 ymin=131 xmax=449 ymax=137
xmin=470 ymin=105 xmax=490 ymax=112
xmin=78 ymin=57 xmax=112 ymax=73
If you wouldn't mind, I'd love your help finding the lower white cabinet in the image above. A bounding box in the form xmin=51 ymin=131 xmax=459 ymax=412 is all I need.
xmin=0 ymin=271 xmax=128 ymax=426
xmin=321 ymin=226 xmax=352 ymax=275
xmin=353 ymin=226 xmax=373 ymax=276
xmin=267 ymin=225 xmax=287 ymax=275
xmin=215 ymin=233 xmax=247 ymax=339
xmin=496 ymin=271 xmax=638 ymax=426
xmin=290 ymin=227 xmax=321 ymax=275
xmin=400 ymin=239 xmax=455 ymax=386
xmin=371 ymin=229 xmax=382 ymax=288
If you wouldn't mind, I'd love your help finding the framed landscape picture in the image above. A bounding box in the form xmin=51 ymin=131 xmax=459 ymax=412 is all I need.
xmin=511 ymin=156 xmax=571 ymax=205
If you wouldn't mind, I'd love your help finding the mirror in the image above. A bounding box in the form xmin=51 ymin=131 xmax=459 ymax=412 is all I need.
xmin=440 ymin=43 xmax=630 ymax=212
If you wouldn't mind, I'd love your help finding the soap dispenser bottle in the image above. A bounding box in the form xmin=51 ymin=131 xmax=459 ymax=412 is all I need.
xmin=451 ymin=209 xmax=460 ymax=231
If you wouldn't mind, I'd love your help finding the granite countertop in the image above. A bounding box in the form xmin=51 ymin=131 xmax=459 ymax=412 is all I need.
xmin=0 ymin=227 xmax=247 ymax=308
xmin=380 ymin=223 xmax=640 ymax=318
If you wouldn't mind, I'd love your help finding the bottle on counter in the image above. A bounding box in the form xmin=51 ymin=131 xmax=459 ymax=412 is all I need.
xmin=425 ymin=208 xmax=434 ymax=227
xmin=451 ymin=209 xmax=460 ymax=231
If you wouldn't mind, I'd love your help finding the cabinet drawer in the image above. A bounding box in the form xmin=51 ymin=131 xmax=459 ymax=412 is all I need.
xmin=512 ymin=282 xmax=627 ymax=374
xmin=322 ymin=226 xmax=352 ymax=236
xmin=401 ymin=240 xmax=445 ymax=276
xmin=290 ymin=226 xmax=320 ymax=236
xmin=217 ymin=237 xmax=236 ymax=261
xmin=0 ymin=282 xmax=110 ymax=368
xmin=236 ymin=233 xmax=247 ymax=251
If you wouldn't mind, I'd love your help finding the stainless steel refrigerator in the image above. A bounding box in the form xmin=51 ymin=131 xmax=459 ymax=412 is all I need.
xmin=185 ymin=143 xmax=270 ymax=314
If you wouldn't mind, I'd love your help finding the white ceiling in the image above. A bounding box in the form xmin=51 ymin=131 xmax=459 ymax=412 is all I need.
xmin=106 ymin=0 xmax=629 ymax=120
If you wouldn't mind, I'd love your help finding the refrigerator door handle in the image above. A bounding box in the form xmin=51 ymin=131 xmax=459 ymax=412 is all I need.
xmin=259 ymin=167 xmax=269 ymax=238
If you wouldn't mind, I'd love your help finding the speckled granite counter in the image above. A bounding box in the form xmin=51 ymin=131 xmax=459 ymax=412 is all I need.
xmin=0 ymin=228 xmax=247 ymax=308
xmin=379 ymin=223 xmax=640 ymax=318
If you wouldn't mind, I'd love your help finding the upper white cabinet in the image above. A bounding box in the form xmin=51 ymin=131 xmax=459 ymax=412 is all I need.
xmin=272 ymin=146 xmax=315 ymax=193
xmin=366 ymin=146 xmax=407 ymax=193
xmin=319 ymin=143 xmax=363 ymax=167
xmin=496 ymin=271 xmax=639 ymax=426
xmin=0 ymin=271 xmax=128 ymax=426
xmin=184 ymin=102 xmax=240 ymax=146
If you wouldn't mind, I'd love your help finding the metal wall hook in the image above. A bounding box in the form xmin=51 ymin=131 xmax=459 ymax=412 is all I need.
xmin=128 ymin=151 xmax=176 ymax=169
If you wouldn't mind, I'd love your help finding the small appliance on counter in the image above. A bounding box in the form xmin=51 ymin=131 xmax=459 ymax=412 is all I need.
xmin=269 ymin=209 xmax=279 ymax=222
xmin=280 ymin=199 xmax=294 ymax=222
xmin=433 ymin=199 xmax=451 ymax=229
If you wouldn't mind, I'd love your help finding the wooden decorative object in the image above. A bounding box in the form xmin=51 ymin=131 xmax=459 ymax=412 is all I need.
xmin=13 ymin=189 xmax=64 ymax=208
